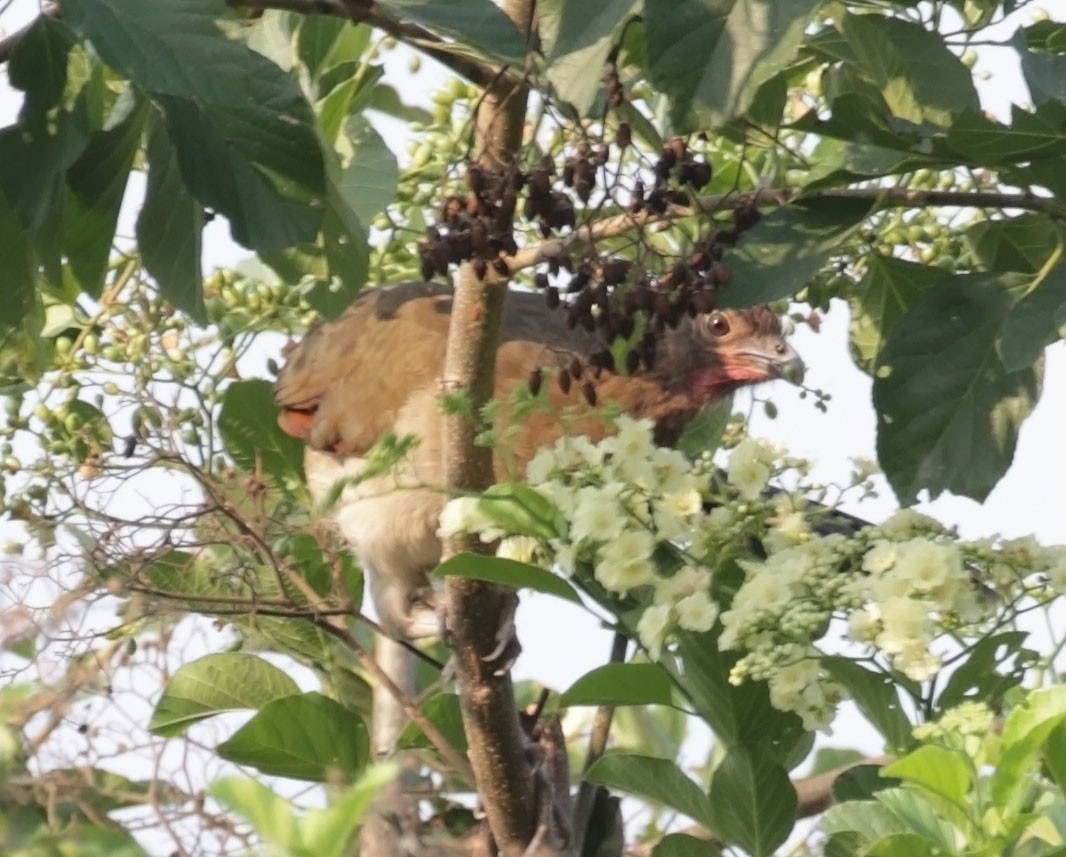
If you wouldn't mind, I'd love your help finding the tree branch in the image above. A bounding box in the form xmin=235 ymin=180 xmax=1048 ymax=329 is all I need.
xmin=503 ymin=185 xmax=1066 ymax=274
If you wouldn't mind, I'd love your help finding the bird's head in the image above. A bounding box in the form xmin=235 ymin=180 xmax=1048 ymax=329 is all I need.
xmin=659 ymin=306 xmax=804 ymax=405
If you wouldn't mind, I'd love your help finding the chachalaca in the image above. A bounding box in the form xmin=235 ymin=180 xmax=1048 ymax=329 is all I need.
xmin=274 ymin=280 xmax=804 ymax=639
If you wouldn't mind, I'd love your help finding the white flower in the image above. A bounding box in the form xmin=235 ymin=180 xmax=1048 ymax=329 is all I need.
xmin=637 ymin=604 xmax=672 ymax=659
xmin=675 ymin=591 xmax=718 ymax=632
xmin=764 ymin=510 xmax=809 ymax=553
xmin=847 ymin=607 xmax=879 ymax=643
xmin=606 ymin=416 xmax=657 ymax=462
xmin=733 ymin=571 xmax=791 ymax=612
xmin=892 ymin=538 xmax=962 ymax=594
xmin=727 ymin=438 xmax=772 ymax=500
xmin=650 ymin=448 xmax=692 ymax=493
xmin=569 ymin=485 xmax=626 ymax=545
xmin=496 ymin=536 xmax=539 ymax=564
xmin=654 ymin=565 xmax=710 ymax=604
xmin=438 ymin=497 xmax=492 ymax=538
xmin=594 ymin=529 xmax=658 ymax=593
xmin=862 ymin=540 xmax=897 ymax=574
xmin=894 ymin=644 xmax=941 ymax=682
xmin=526 ymin=447 xmax=557 ymax=485
xmin=1047 ymin=549 xmax=1066 ymax=594
xmin=875 ymin=596 xmax=930 ymax=655
xmin=882 ymin=508 xmax=942 ymax=537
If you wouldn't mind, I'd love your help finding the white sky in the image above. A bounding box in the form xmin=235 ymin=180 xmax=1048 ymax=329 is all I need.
xmin=0 ymin=0 xmax=1063 ymax=835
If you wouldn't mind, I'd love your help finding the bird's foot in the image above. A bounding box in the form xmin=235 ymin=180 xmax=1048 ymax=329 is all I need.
xmin=482 ymin=588 xmax=521 ymax=676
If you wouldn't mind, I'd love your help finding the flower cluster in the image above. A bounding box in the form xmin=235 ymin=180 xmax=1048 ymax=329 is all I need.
xmin=437 ymin=417 xmax=1066 ymax=732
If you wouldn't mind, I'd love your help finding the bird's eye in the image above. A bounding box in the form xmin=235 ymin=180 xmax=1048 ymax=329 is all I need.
xmin=707 ymin=313 xmax=730 ymax=337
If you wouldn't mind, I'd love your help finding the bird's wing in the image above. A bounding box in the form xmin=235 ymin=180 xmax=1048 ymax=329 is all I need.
xmin=274 ymin=282 xmax=602 ymax=455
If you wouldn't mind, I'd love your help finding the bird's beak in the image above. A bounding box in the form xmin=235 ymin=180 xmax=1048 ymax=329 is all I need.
xmin=775 ymin=344 xmax=805 ymax=386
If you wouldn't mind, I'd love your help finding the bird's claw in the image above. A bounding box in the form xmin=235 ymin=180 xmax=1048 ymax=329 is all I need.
xmin=482 ymin=589 xmax=521 ymax=675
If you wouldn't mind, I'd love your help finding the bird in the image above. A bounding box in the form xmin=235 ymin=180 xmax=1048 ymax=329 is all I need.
xmin=273 ymin=278 xmax=805 ymax=641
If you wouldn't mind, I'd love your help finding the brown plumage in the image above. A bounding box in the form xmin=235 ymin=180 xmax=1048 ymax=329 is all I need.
xmin=274 ymin=281 xmax=803 ymax=638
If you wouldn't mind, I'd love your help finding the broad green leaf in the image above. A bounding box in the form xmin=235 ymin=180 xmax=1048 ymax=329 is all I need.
xmin=435 ymin=553 xmax=582 ymax=605
xmin=298 ymin=15 xmax=372 ymax=77
xmin=866 ymin=833 xmax=939 ymax=857
xmin=585 ymin=753 xmax=713 ymax=827
xmin=63 ymin=0 xmax=325 ymax=251
xmin=718 ymin=197 xmax=874 ymax=307
xmin=874 ymin=788 xmax=957 ymax=849
xmin=993 ymin=685 xmax=1066 ymax=809
xmin=335 ymin=117 xmax=399 ymax=225
xmin=218 ymin=379 xmax=306 ymax=486
xmin=874 ymin=272 xmax=1042 ymax=504
xmin=27 ymin=827 xmax=151 ymax=857
xmin=946 ymin=102 xmax=1066 ymax=166
xmin=849 ymin=256 xmax=948 ymax=374
xmin=839 ymin=14 xmax=978 ymax=128
xmin=673 ymin=630 xmax=808 ymax=763
xmin=64 ymin=96 xmax=146 ymax=296
xmin=653 ymin=833 xmax=722 ymax=856
xmin=300 ymin=765 xmax=399 ymax=857
xmin=1014 ymin=27 xmax=1066 ymax=107
xmin=478 ymin=482 xmax=565 ymax=541
xmin=1000 ymin=264 xmax=1066 ymax=372
xmin=8 ymin=15 xmax=75 ymax=116
xmin=707 ymin=744 xmax=796 ymax=857
xmin=967 ymin=214 xmax=1065 ymax=275
xmin=1045 ymin=721 xmax=1066 ymax=795
xmin=210 ymin=777 xmax=299 ymax=851
xmin=0 ymin=191 xmax=37 ymax=330
xmin=137 ymin=116 xmax=205 ymax=323
xmin=645 ymin=0 xmax=822 ymax=132
xmin=376 ymin=0 xmax=528 ymax=66
xmin=559 ymin=663 xmax=674 ymax=708
xmin=149 ymin=652 xmax=300 ymax=736
xmin=936 ymin=631 xmax=1032 ymax=711
xmin=396 ymin=693 xmax=468 ymax=754
xmin=823 ymin=658 xmax=914 ymax=752
xmin=217 ymin=692 xmax=369 ymax=782
xmin=542 ymin=0 xmax=640 ymax=114
xmin=831 ymin=765 xmax=901 ymax=804
xmin=677 ymin=397 xmax=732 ymax=457
xmin=883 ymin=746 xmax=971 ymax=805
xmin=821 ymin=799 xmax=908 ymax=840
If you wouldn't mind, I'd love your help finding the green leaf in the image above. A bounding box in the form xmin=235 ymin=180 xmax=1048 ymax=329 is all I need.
xmin=823 ymin=658 xmax=914 ymax=752
xmin=935 ymin=631 xmax=1032 ymax=711
xmin=64 ymin=96 xmax=146 ymax=296
xmin=967 ymin=214 xmax=1065 ymax=275
xmin=874 ymin=272 xmax=1042 ymax=503
xmin=210 ymin=777 xmax=299 ymax=851
xmin=63 ymin=0 xmax=325 ymax=251
xmin=1014 ymin=26 xmax=1066 ymax=106
xmin=0 ymin=190 xmax=37 ymax=330
xmin=137 ymin=115 xmax=205 ymax=323
xmin=585 ymin=753 xmax=713 ymax=827
xmin=297 ymin=14 xmax=372 ymax=77
xmin=217 ymin=692 xmax=369 ymax=782
xmin=299 ymin=765 xmax=399 ymax=857
xmin=478 ymin=482 xmax=565 ymax=541
xmin=435 ymin=553 xmax=582 ymax=605
xmin=376 ymin=0 xmax=528 ymax=66
xmin=396 ymin=693 xmax=468 ymax=754
xmin=849 ymin=256 xmax=948 ymax=374
xmin=831 ymin=765 xmax=901 ymax=804
xmin=673 ymin=631 xmax=808 ymax=764
xmin=821 ymin=799 xmax=908 ymax=842
xmin=874 ymin=788 xmax=956 ymax=850
xmin=645 ymin=0 xmax=822 ymax=131
xmin=653 ymin=833 xmax=722 ymax=857
xmin=1000 ymin=264 xmax=1066 ymax=373
xmin=334 ymin=116 xmax=399 ymax=225
xmin=993 ymin=685 xmax=1066 ymax=808
xmin=883 ymin=745 xmax=971 ymax=805
xmin=218 ymin=379 xmax=306 ymax=486
xmin=542 ymin=0 xmax=640 ymax=114
xmin=8 ymin=15 xmax=75 ymax=116
xmin=719 ymin=198 xmax=874 ymax=307
xmin=707 ymin=744 xmax=797 ymax=857
xmin=838 ymin=14 xmax=978 ymax=128
xmin=866 ymin=832 xmax=939 ymax=857
xmin=677 ymin=396 xmax=732 ymax=457
xmin=559 ymin=663 xmax=674 ymax=708
xmin=149 ymin=652 xmax=300 ymax=737
xmin=946 ymin=102 xmax=1066 ymax=166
